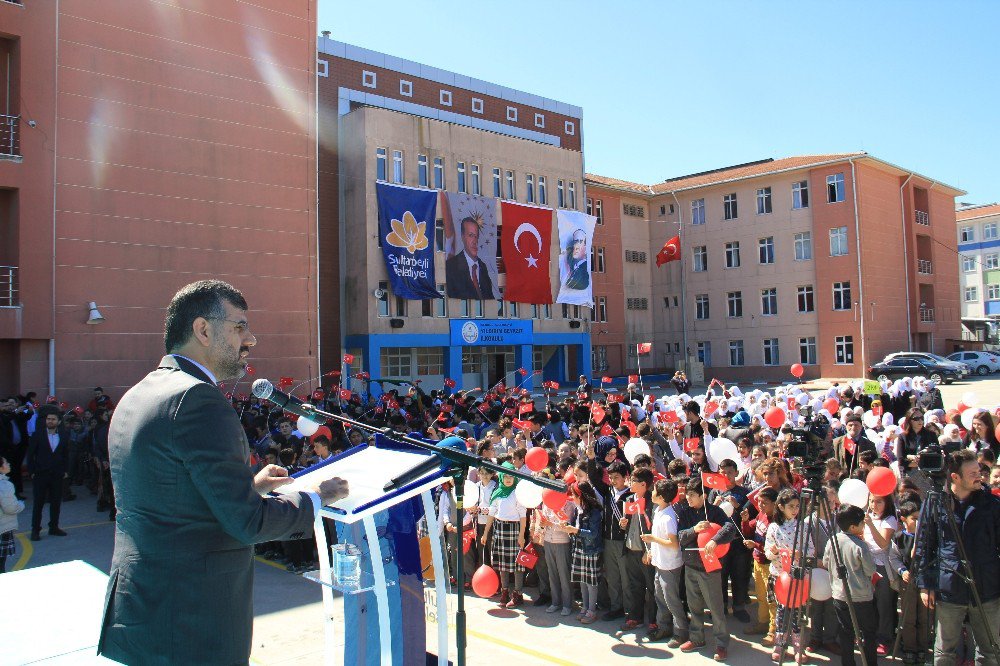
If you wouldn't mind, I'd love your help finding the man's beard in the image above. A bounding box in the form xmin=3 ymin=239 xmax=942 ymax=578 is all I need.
xmin=212 ymin=340 xmax=250 ymax=383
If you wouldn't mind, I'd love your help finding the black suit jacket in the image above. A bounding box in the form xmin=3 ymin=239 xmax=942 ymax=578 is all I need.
xmin=98 ymin=355 xmax=317 ymax=665
xmin=26 ymin=427 xmax=70 ymax=476
xmin=445 ymin=251 xmax=496 ymax=300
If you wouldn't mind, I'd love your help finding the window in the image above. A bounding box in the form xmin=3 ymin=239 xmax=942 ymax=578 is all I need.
xmin=381 ymin=347 xmax=412 ymax=377
xmin=573 ymin=305 xmax=581 ymax=318
xmin=376 ymin=281 xmax=389 ymax=317
xmin=763 ymin=338 xmax=780 ymax=366
xmin=362 ymin=70 xmax=377 ymax=88
xmin=792 ymin=180 xmax=809 ymax=209
xmin=794 ymin=232 xmax=812 ymax=261
xmin=457 ymin=162 xmax=467 ymax=193
xmin=627 ymin=298 xmax=649 ymax=310
xmin=561 ymin=303 xmax=570 ymax=318
xmin=565 ymin=120 xmax=575 ymax=135
xmin=471 ymin=98 xmax=484 ymax=114
xmin=725 ymin=241 xmax=741 ymax=269
xmin=756 ymin=187 xmax=772 ymax=214
xmin=759 ymin=237 xmax=775 ymax=264
xmin=727 ymin=291 xmax=743 ymax=318
xmin=691 ymin=198 xmax=706 ymax=225
xmin=501 ymin=170 xmax=514 ymax=200
xmin=317 ymin=59 xmax=328 ymax=77
xmin=592 ymin=345 xmax=608 ymax=372
xmin=557 ymin=180 xmax=565 ymax=208
xmin=544 ymin=304 xmax=552 ymax=319
xmin=961 ymin=227 xmax=975 ymax=242
xmin=392 ymin=150 xmax=404 ymax=184
xmin=434 ymin=219 xmax=445 ymax=252
xmin=797 ymin=285 xmax=815 ymax=313
xmin=833 ymin=281 xmax=851 ymax=310
xmin=827 ymin=173 xmax=845 ymax=203
xmin=418 ymin=154 xmax=428 ymax=187
xmin=400 ymin=80 xmax=413 ymax=97
xmin=433 ymin=157 xmax=445 ymax=189
xmin=625 ymin=250 xmax=648 ymax=263
xmin=534 ymin=113 xmax=545 ymax=128
xmin=506 ymin=106 xmax=518 ymax=122
xmin=723 ymin=193 xmax=738 ymax=220
xmin=416 ymin=349 xmax=443 ymax=375
xmin=696 ymin=294 xmax=710 ymax=320
xmin=474 ymin=300 xmax=484 ymax=317
xmin=595 ymin=199 xmax=603 ymax=224
xmin=538 ymin=176 xmax=547 ymax=205
xmin=987 ymin=254 xmax=999 ymax=269
xmin=568 ymin=182 xmax=577 ymax=209
xmin=835 ymin=335 xmax=854 ymax=364
xmin=509 ymin=302 xmax=519 ymax=318
xmin=986 ymin=223 xmax=999 ymax=240
xmin=471 ymin=164 xmax=481 ymax=195
xmin=435 ymin=284 xmax=447 ymax=317
xmin=394 ymin=293 xmax=406 ymax=317
xmin=729 ymin=340 xmax=745 ymax=367
xmin=594 ymin=247 xmax=605 ymax=273
xmin=963 ymin=256 xmax=977 ymax=272
xmin=799 ymin=337 xmax=817 ymax=364
xmin=761 ymin=288 xmax=778 ymax=316
xmin=492 ymin=168 xmax=502 ymax=198
xmin=440 ymin=90 xmax=452 ymax=106
xmin=693 ymin=245 xmax=708 ymax=272
xmin=376 ymin=147 xmax=387 ymax=181
xmin=989 ymin=284 xmax=1000 ymax=300
xmin=526 ymin=174 xmax=535 ymax=203
xmin=830 ymin=226 xmax=849 ymax=256
xmin=966 ymin=286 xmax=979 ymax=302
xmin=421 ymin=298 xmax=433 ymax=317
xmin=596 ymin=296 xmax=607 ymax=322
xmin=623 ymin=203 xmax=646 ymax=217
xmin=697 ymin=341 xmax=712 ymax=366
xmin=461 ymin=348 xmax=484 ymax=374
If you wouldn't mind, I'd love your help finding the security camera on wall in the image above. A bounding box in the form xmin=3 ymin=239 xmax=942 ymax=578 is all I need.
xmin=373 ymin=288 xmax=387 ymax=300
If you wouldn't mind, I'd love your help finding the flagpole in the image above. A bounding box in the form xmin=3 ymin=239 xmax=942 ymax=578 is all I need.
xmin=670 ymin=194 xmax=689 ymax=377
xmin=636 ymin=344 xmax=645 ymax=396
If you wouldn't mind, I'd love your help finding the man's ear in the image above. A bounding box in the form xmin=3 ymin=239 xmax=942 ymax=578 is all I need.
xmin=191 ymin=317 xmax=213 ymax=348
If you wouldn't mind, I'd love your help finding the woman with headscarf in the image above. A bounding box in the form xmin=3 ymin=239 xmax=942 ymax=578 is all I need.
xmin=585 ymin=435 xmax=629 ymax=501
xmin=481 ymin=462 xmax=528 ymax=608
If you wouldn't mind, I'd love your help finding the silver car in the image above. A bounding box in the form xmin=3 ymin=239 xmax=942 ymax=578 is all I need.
xmin=947 ymin=351 xmax=1000 ymax=376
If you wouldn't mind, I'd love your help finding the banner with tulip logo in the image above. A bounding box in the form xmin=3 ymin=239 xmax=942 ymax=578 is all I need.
xmin=376 ymin=182 xmax=443 ymax=300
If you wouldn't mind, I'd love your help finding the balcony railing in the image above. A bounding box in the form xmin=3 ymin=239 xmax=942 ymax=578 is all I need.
xmin=0 ymin=114 xmax=19 ymax=158
xmin=919 ymin=307 xmax=935 ymax=323
xmin=917 ymin=259 xmax=933 ymax=274
xmin=0 ymin=265 xmax=16 ymax=307
xmin=915 ymin=210 xmax=929 ymax=226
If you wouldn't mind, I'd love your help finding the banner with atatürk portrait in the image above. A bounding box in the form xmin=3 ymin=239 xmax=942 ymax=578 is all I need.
xmin=376 ymin=182 xmax=442 ymax=300
xmin=442 ymin=192 xmax=501 ymax=300
xmin=555 ymin=209 xmax=597 ymax=306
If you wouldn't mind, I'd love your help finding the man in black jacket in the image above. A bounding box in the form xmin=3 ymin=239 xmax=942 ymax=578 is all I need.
xmin=917 ymin=449 xmax=1000 ymax=665
xmin=26 ymin=411 xmax=70 ymax=540
xmin=600 ymin=460 xmax=632 ymax=621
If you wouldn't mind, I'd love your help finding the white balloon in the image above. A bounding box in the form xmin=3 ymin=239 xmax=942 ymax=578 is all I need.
xmin=863 ymin=411 xmax=879 ymax=429
xmin=962 ymin=392 xmax=978 ymax=408
xmin=961 ymin=407 xmax=976 ymax=431
xmin=707 ymin=437 xmax=739 ymax=469
xmin=514 ymin=480 xmax=543 ymax=508
xmin=623 ymin=437 xmax=651 ymax=464
xmin=865 ymin=428 xmax=879 ymax=443
xmin=874 ymin=436 xmax=886 ymax=455
xmin=720 ymin=500 xmax=735 ymax=517
xmin=838 ymin=478 xmax=870 ymax=509
xmin=297 ymin=417 xmax=321 ymax=437
xmin=810 ymin=568 xmax=832 ymax=601
xmin=464 ymin=480 xmax=479 ymax=505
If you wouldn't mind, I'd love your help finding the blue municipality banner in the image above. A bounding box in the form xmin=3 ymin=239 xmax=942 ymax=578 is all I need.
xmin=450 ymin=319 xmax=534 ymax=346
xmin=376 ymin=182 xmax=442 ymax=300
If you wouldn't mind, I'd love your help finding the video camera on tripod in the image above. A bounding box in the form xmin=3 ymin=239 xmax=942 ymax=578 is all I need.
xmin=785 ymin=406 xmax=831 ymax=488
xmin=916 ymin=441 xmax=962 ymax=478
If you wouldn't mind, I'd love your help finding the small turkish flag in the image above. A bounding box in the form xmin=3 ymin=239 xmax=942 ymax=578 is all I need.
xmin=608 ymin=394 xmax=624 ymax=404
xmin=872 ymin=403 xmax=883 ymax=417
xmin=624 ymin=497 xmax=646 ymax=515
xmin=462 ymin=529 xmax=476 ymax=554
xmin=600 ymin=422 xmax=614 ymax=437
xmin=628 ymin=374 xmax=639 ymax=384
xmin=637 ymin=343 xmax=652 ymax=355
xmin=787 ymin=397 xmax=797 ymax=411
xmin=623 ymin=420 xmax=637 ymax=438
xmin=439 ymin=426 xmax=457 ymax=434
xmin=279 ymin=376 xmax=294 ymax=388
xmin=441 ymin=403 xmax=454 ymax=413
xmin=844 ymin=437 xmax=856 ymax=455
xmin=518 ymin=368 xmax=528 ymax=376
xmin=591 ymin=404 xmax=606 ymax=423
xmin=444 ymin=378 xmax=456 ymax=388
xmin=700 ymin=549 xmax=722 ymax=572
xmin=515 ymin=546 xmax=539 ymax=569
xmin=779 ymin=548 xmax=792 ymax=573
xmin=312 ymin=389 xmax=325 ymax=401
xmin=662 ymin=410 xmax=679 ymax=423
xmin=339 ymin=389 xmax=352 ymax=400
xmin=503 ymin=407 xmax=515 ymax=416
xmin=656 ymin=235 xmax=681 ymax=267
xmin=519 ymin=403 xmax=533 ymax=415
xmin=512 ymin=418 xmax=532 ymax=430
xmin=601 ymin=376 xmax=613 ymax=384
xmin=747 ymin=487 xmax=761 ymax=511
xmin=342 ymin=353 xmax=354 ymax=365
xmin=702 ymin=472 xmax=728 ymax=490
xmin=684 ymin=438 xmax=701 ymax=453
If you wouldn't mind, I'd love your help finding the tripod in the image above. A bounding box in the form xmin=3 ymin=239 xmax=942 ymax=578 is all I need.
xmin=775 ymin=482 xmax=870 ymax=666
xmin=896 ymin=482 xmax=1000 ymax=665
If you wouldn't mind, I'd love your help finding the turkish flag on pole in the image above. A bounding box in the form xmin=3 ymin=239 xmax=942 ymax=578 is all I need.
xmin=500 ymin=201 xmax=553 ymax=304
xmin=591 ymin=403 xmax=606 ymax=423
xmin=342 ymin=353 xmax=354 ymax=365
xmin=656 ymin=235 xmax=681 ymax=267
xmin=702 ymin=472 xmax=729 ymax=490
xmin=637 ymin=342 xmax=652 ymax=355
xmin=684 ymin=438 xmax=701 ymax=453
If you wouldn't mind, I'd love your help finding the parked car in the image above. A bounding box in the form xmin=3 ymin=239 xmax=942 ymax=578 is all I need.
xmin=946 ymin=351 xmax=1000 ymax=376
xmin=868 ymin=357 xmax=961 ymax=384
xmin=882 ymin=352 xmax=970 ymax=377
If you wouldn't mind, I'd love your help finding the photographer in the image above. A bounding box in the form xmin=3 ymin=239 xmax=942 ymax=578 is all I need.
xmin=916 ymin=449 xmax=1000 ymax=666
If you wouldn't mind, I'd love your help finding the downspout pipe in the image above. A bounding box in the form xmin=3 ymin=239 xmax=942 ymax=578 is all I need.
xmin=850 ymin=159 xmax=866 ymax=372
xmin=669 ymin=191 xmax=688 ymax=367
xmin=899 ymin=173 xmax=914 ymax=351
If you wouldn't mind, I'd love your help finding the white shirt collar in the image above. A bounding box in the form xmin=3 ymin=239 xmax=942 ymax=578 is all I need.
xmin=172 ymin=354 xmax=218 ymax=385
xmin=462 ymin=251 xmax=478 ymax=272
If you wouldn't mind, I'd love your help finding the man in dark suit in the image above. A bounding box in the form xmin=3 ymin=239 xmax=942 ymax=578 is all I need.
xmin=1 ymin=397 xmax=30 ymax=499
xmin=98 ymin=280 xmax=349 ymax=665
xmin=26 ymin=409 xmax=70 ymax=540
xmin=833 ymin=413 xmax=877 ymax=474
xmin=445 ymin=216 xmax=496 ymax=300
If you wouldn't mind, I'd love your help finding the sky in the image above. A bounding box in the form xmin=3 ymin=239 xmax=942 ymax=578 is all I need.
xmin=318 ymin=0 xmax=999 ymax=205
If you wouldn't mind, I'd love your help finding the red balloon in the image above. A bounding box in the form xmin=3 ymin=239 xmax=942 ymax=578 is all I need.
xmin=790 ymin=363 xmax=804 ymax=378
xmin=525 ymin=447 xmax=548 ymax=472
xmin=563 ymin=471 xmax=577 ymax=486
xmin=764 ymin=407 xmax=786 ymax=430
xmin=774 ymin=571 xmax=809 ymax=608
xmin=695 ymin=523 xmax=731 ymax=559
xmin=823 ymin=397 xmax=840 ymax=414
xmin=471 ymin=565 xmax=499 ymax=597
xmin=957 ymin=402 xmax=969 ymax=413
xmin=866 ymin=467 xmax=897 ymax=497
xmin=542 ymin=489 xmax=568 ymax=512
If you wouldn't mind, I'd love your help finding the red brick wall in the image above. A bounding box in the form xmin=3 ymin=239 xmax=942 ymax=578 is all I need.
xmin=585 ymin=185 xmax=627 ymax=376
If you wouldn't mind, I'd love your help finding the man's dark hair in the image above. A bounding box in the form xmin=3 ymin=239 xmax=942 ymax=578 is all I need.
xmin=278 ymin=448 xmax=296 ymax=466
xmin=632 ymin=453 xmax=653 ymax=468
xmin=684 ymin=400 xmax=701 ymax=416
xmin=607 ymin=460 xmax=630 ymax=477
xmin=666 ymin=459 xmax=688 ymax=478
xmin=719 ymin=458 xmax=738 ymax=472
xmin=685 ymin=478 xmax=704 ymax=496
xmin=836 ymin=504 xmax=866 ymax=533
xmin=898 ymin=500 xmax=920 ymax=518
xmin=164 ymin=280 xmax=248 ymax=353
xmin=629 ymin=467 xmax=654 ymax=487
xmin=653 ymin=478 xmax=678 ymax=504
xmin=949 ymin=448 xmax=979 ymax=478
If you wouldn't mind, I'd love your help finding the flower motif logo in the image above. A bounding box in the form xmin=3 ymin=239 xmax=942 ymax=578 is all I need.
xmin=385 ymin=211 xmax=428 ymax=254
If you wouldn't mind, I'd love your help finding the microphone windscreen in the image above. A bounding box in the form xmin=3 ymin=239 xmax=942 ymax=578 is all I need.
xmin=251 ymin=378 xmax=274 ymax=400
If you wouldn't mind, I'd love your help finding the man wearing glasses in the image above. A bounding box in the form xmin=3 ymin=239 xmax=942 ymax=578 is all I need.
xmin=99 ymin=280 xmax=350 ymax=665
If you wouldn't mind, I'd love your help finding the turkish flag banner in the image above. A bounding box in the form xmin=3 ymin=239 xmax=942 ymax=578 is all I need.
xmin=656 ymin=235 xmax=681 ymax=267
xmin=700 ymin=548 xmax=722 ymax=572
xmin=340 ymin=389 xmax=352 ymax=400
xmin=513 ymin=419 xmax=532 ymax=430
xmin=500 ymin=201 xmax=553 ymax=304
xmin=684 ymin=438 xmax=701 ymax=453
xmin=516 ymin=544 xmax=539 ymax=569
xmin=623 ymin=420 xmax=637 ymax=438
xmin=779 ymin=548 xmax=793 ymax=573
xmin=637 ymin=342 xmax=652 ymax=355
xmin=600 ymin=422 xmax=614 ymax=437
xmin=844 ymin=437 xmax=856 ymax=455
xmin=702 ymin=472 xmax=729 ymax=490
xmin=343 ymin=353 xmax=354 ymax=365
xmin=628 ymin=374 xmax=639 ymax=384
xmin=601 ymin=376 xmax=613 ymax=384
xmin=519 ymin=403 xmax=533 ymax=415
xmin=388 ymin=399 xmax=399 ymax=409
xmin=624 ymin=497 xmax=646 ymax=515
xmin=591 ymin=404 xmax=606 ymax=423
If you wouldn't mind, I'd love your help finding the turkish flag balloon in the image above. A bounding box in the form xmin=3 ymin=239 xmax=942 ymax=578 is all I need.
xmin=790 ymin=363 xmax=804 ymax=378
xmin=471 ymin=565 xmax=499 ymax=597
xmin=525 ymin=447 xmax=548 ymax=472
xmin=764 ymin=407 xmax=786 ymax=429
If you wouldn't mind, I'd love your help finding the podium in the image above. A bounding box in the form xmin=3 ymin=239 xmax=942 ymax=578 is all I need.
xmin=276 ymin=436 xmax=452 ymax=666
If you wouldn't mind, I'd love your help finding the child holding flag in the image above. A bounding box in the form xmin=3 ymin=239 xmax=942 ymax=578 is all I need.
xmin=481 ymin=462 xmax=528 ymax=608
xmin=621 ymin=467 xmax=656 ymax=632
xmin=765 ymin=489 xmax=814 ymax=663
xmin=640 ymin=478 xmax=688 ymax=646
xmin=562 ymin=481 xmax=603 ymax=624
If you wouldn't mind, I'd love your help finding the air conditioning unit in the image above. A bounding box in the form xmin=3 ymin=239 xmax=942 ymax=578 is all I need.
xmin=373 ymin=288 xmax=387 ymax=300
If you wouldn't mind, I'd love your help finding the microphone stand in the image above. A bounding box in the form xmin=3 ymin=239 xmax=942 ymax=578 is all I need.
xmin=297 ymin=403 xmax=564 ymax=666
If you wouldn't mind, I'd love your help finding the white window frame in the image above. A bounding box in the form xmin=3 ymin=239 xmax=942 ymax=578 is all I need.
xmin=377 ymin=281 xmax=390 ymax=317
xmin=317 ymin=59 xmax=329 ymax=77
xmin=565 ymin=120 xmax=575 ymax=135
xmin=362 ymin=70 xmax=377 ymax=88
xmin=471 ymin=97 xmax=484 ymax=114
xmin=987 ymin=253 xmax=999 ymax=270
xmin=761 ymin=288 xmax=778 ymax=316
xmin=834 ymin=335 xmax=854 ymax=365
xmin=989 ymin=284 xmax=1000 ymax=300
xmin=756 ymin=187 xmax=772 ymax=215
xmin=799 ymin=337 xmax=817 ymax=365
xmin=492 ymin=168 xmax=502 ymax=198
xmin=440 ymin=90 xmax=452 ymax=106
xmin=963 ymin=256 xmax=977 ymax=272
xmin=392 ymin=150 xmax=404 ymax=184
xmin=470 ymin=164 xmax=481 ymax=195
xmin=792 ymin=180 xmax=809 ymax=209
xmin=830 ymin=226 xmax=849 ymax=257
xmin=376 ymin=147 xmax=387 ymax=182
xmin=417 ymin=154 xmax=428 ymax=187
xmin=568 ymin=181 xmax=577 ymax=209
xmin=691 ymin=198 xmax=706 ymax=225
xmin=986 ymin=223 xmax=999 ymax=240
xmin=827 ymin=173 xmax=845 ymax=203
xmin=966 ymin=286 xmax=980 ymax=302
xmin=457 ymin=161 xmax=467 ymax=194
xmin=759 ymin=236 xmax=775 ymax=264
xmin=693 ymin=246 xmax=708 ymax=272
xmin=961 ymin=226 xmax=975 ymax=242
xmin=538 ymin=176 xmax=547 ymax=205
xmin=534 ymin=113 xmax=545 ymax=128
xmin=723 ymin=193 xmax=738 ymax=220
xmin=526 ymin=174 xmax=535 ymax=203
xmin=595 ymin=199 xmax=604 ymax=225
xmin=729 ymin=340 xmax=745 ymax=367
xmin=433 ymin=157 xmax=445 ymax=190
xmin=727 ymin=291 xmax=743 ymax=318
xmin=697 ymin=341 xmax=712 ymax=366
xmin=695 ymin=294 xmax=710 ymax=320
xmin=597 ymin=296 xmax=607 ymax=322
xmin=763 ymin=338 xmax=780 ymax=366
xmin=794 ymin=232 xmax=812 ymax=261
xmin=399 ymin=80 xmax=413 ymax=97
xmin=797 ymin=285 xmax=815 ymax=313
xmin=435 ymin=284 xmax=447 ymax=317
xmin=504 ymin=170 xmax=515 ymax=200
xmin=833 ymin=281 xmax=852 ymax=310
xmin=506 ymin=106 xmax=518 ymax=122
xmin=725 ymin=241 xmax=741 ymax=269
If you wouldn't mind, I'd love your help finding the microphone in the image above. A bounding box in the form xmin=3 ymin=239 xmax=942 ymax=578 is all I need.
xmin=383 ymin=435 xmax=469 ymax=492
xmin=251 ymin=378 xmax=326 ymax=436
